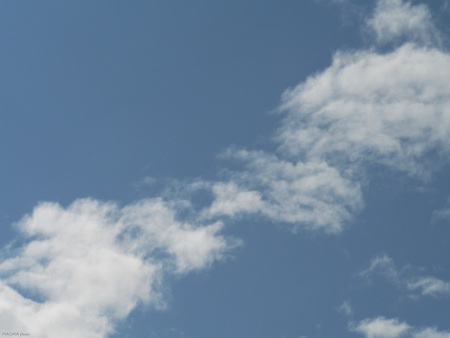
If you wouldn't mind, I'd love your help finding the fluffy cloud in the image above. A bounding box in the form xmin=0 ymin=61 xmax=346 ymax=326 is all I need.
xmin=2 ymin=1 xmax=449 ymax=336
xmin=195 ymin=0 xmax=450 ymax=233
xmin=350 ymin=317 xmax=411 ymax=338
xmin=206 ymin=38 xmax=450 ymax=233
xmin=277 ymin=43 xmax=450 ymax=180
xmin=366 ymin=0 xmax=441 ymax=46
xmin=0 ymin=198 xmax=237 ymax=337
xmin=350 ymin=317 xmax=450 ymax=338
xmin=205 ymin=150 xmax=362 ymax=233
xmin=361 ymin=254 xmax=450 ymax=298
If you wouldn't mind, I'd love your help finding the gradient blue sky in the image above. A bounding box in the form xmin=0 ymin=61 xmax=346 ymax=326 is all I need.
xmin=1 ymin=1 xmax=450 ymax=337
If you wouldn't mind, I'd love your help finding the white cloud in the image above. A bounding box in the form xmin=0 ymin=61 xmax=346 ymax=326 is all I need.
xmin=360 ymin=254 xmax=399 ymax=281
xmin=0 ymin=198 xmax=237 ymax=337
xmin=206 ymin=181 xmax=265 ymax=218
xmin=361 ymin=254 xmax=450 ymax=298
xmin=350 ymin=317 xmax=450 ymax=338
xmin=278 ymin=44 xmax=450 ymax=179
xmin=367 ymin=0 xmax=441 ymax=46
xmin=406 ymin=277 xmax=450 ymax=297
xmin=413 ymin=327 xmax=450 ymax=338
xmin=192 ymin=0 xmax=450 ymax=234
xmin=3 ymin=1 xmax=450 ymax=335
xmin=206 ymin=41 xmax=450 ymax=233
xmin=350 ymin=317 xmax=411 ymax=338
xmin=205 ymin=149 xmax=362 ymax=233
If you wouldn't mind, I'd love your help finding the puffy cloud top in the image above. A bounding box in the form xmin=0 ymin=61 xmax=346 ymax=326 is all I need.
xmin=0 ymin=198 xmax=236 ymax=337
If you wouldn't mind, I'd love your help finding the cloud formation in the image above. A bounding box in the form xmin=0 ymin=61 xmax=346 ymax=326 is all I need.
xmin=200 ymin=0 xmax=450 ymax=234
xmin=350 ymin=317 xmax=411 ymax=338
xmin=1 ymin=1 xmax=450 ymax=337
xmin=0 ymin=198 xmax=237 ymax=337
xmin=277 ymin=43 xmax=450 ymax=180
xmin=367 ymin=0 xmax=441 ymax=46
xmin=350 ymin=316 xmax=450 ymax=338
xmin=204 ymin=150 xmax=362 ymax=233
xmin=361 ymin=254 xmax=450 ymax=298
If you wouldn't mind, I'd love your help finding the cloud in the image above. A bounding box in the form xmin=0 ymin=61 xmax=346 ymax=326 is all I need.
xmin=350 ymin=317 xmax=411 ymax=338
xmin=339 ymin=301 xmax=353 ymax=316
xmin=204 ymin=150 xmax=362 ymax=233
xmin=205 ymin=40 xmax=450 ymax=233
xmin=277 ymin=43 xmax=450 ymax=180
xmin=0 ymin=198 xmax=237 ymax=337
xmin=367 ymin=0 xmax=441 ymax=46
xmin=360 ymin=254 xmax=399 ymax=282
xmin=360 ymin=254 xmax=450 ymax=298
xmin=432 ymin=198 xmax=450 ymax=222
xmin=2 ymin=0 xmax=449 ymax=336
xmin=413 ymin=327 xmax=450 ymax=338
xmin=194 ymin=0 xmax=450 ymax=234
xmin=132 ymin=176 xmax=157 ymax=191
xmin=206 ymin=180 xmax=265 ymax=218
xmin=406 ymin=277 xmax=450 ymax=297
xmin=350 ymin=317 xmax=450 ymax=338
xmin=354 ymin=255 xmax=450 ymax=336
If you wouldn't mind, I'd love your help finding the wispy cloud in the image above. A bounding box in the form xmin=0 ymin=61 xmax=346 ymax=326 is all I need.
xmin=350 ymin=316 xmax=450 ymax=338
xmin=132 ymin=176 xmax=157 ymax=191
xmin=204 ymin=150 xmax=362 ymax=233
xmin=339 ymin=300 xmax=354 ymax=317
xmin=367 ymin=0 xmax=441 ymax=46
xmin=360 ymin=254 xmax=450 ymax=298
xmin=432 ymin=198 xmax=450 ymax=222
xmin=0 ymin=198 xmax=238 ymax=337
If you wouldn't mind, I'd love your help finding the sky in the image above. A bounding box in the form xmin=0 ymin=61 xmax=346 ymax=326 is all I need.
xmin=0 ymin=0 xmax=450 ymax=337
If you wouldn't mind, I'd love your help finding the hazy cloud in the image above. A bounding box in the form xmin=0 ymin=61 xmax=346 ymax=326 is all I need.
xmin=432 ymin=198 xmax=450 ymax=222
xmin=339 ymin=301 xmax=354 ymax=316
xmin=367 ymin=0 xmax=441 ymax=46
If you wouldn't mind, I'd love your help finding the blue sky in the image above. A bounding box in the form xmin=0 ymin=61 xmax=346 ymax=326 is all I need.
xmin=1 ymin=1 xmax=450 ymax=337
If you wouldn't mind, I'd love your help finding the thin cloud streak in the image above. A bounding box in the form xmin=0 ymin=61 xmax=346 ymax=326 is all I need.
xmin=361 ymin=254 xmax=450 ymax=298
